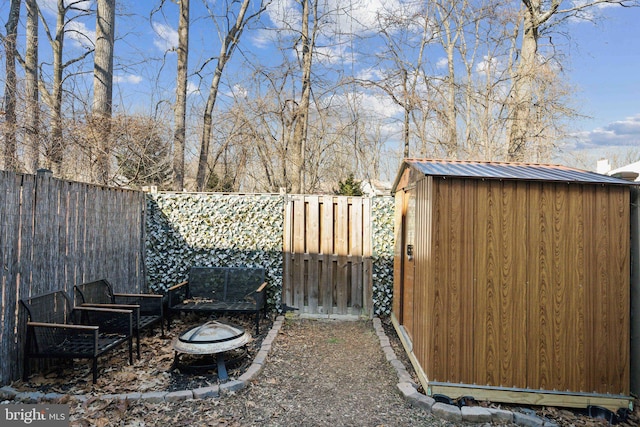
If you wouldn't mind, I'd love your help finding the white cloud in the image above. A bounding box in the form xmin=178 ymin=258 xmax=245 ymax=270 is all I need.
xmin=252 ymin=29 xmax=273 ymax=49
xmin=232 ymin=84 xmax=248 ymax=99
xmin=152 ymin=22 xmax=178 ymax=52
xmin=187 ymin=81 xmax=200 ymax=96
xmin=115 ymin=74 xmax=143 ymax=85
xmin=572 ymin=114 xmax=640 ymax=149
xmin=266 ymin=0 xmax=415 ymax=35
xmin=66 ymin=20 xmax=96 ymax=48
xmin=356 ymin=67 xmax=383 ymax=81
xmin=436 ymin=57 xmax=448 ymax=69
xmin=475 ymin=55 xmax=502 ymax=75
xmin=565 ymin=0 xmax=619 ymax=23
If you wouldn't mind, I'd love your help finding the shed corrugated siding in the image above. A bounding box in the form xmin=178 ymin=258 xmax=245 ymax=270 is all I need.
xmin=411 ymin=177 xmax=630 ymax=395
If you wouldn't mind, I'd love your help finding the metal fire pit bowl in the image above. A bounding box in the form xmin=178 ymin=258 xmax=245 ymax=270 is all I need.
xmin=171 ymin=320 xmax=251 ymax=381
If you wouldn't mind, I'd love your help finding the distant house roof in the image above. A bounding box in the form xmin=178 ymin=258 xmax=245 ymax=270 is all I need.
xmin=361 ymin=179 xmax=392 ymax=197
xmin=608 ymin=159 xmax=640 ymax=182
xmin=392 ymin=159 xmax=636 ymax=192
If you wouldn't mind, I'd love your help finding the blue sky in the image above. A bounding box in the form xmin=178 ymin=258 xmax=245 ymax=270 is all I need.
xmin=2 ymin=0 xmax=639 ymax=171
xmin=564 ymin=6 xmax=640 ymax=164
xmin=138 ymin=0 xmax=640 ymax=169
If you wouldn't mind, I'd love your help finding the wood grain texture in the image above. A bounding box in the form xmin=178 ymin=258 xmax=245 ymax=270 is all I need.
xmin=283 ymin=195 xmax=374 ymax=316
xmin=397 ymin=177 xmax=631 ymax=397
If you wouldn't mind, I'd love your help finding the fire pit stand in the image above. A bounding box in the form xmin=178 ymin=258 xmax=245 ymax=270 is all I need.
xmin=171 ymin=320 xmax=251 ymax=382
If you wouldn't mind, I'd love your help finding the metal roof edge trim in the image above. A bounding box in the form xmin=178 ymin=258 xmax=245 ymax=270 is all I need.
xmin=391 ymin=158 xmax=637 ymax=188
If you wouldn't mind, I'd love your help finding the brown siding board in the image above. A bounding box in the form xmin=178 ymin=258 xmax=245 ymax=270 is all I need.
xmin=530 ymin=182 xmax=555 ymax=390
xmin=569 ymin=185 xmax=586 ymax=392
xmin=472 ymin=180 xmax=496 ymax=385
xmin=498 ymin=181 xmax=524 ymax=388
xmin=430 ymin=180 xmax=446 ymax=381
xmin=551 ymin=184 xmax=570 ymax=391
xmin=607 ymin=187 xmax=630 ymax=394
xmin=515 ymin=181 xmax=529 ymax=387
xmin=583 ymin=185 xmax=597 ymax=392
xmin=413 ymin=178 xmax=429 ymax=379
xmin=593 ymin=186 xmax=611 ymax=392
xmin=462 ymin=179 xmax=476 ymax=384
xmin=447 ymin=179 xmax=463 ymax=382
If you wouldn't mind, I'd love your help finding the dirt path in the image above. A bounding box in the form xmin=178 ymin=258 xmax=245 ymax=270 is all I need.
xmin=215 ymin=318 xmax=446 ymax=426
xmin=67 ymin=318 xmax=470 ymax=426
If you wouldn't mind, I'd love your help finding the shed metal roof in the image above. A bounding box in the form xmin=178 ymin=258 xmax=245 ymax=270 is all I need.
xmin=392 ymin=159 xmax=637 ymax=192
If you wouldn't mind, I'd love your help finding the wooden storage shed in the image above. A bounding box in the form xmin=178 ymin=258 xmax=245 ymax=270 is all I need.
xmin=391 ymin=159 xmax=638 ymax=411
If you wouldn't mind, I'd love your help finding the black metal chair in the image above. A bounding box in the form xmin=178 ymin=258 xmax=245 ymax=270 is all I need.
xmin=20 ymin=290 xmax=133 ymax=384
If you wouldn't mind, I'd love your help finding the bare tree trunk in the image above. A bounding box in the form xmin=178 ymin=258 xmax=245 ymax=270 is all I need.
xmin=25 ymin=0 xmax=39 ymax=173
xmin=45 ymin=0 xmax=67 ymax=175
xmin=401 ymin=71 xmax=410 ymax=158
xmin=195 ymin=0 xmax=255 ymax=191
xmin=290 ymin=0 xmax=314 ymax=194
xmin=508 ymin=0 xmax=634 ymax=160
xmin=3 ymin=0 xmax=21 ymax=171
xmin=93 ymin=0 xmax=116 ymax=184
xmin=173 ymin=0 xmax=189 ymax=191
xmin=508 ymin=3 xmax=539 ymax=161
xmin=443 ymin=27 xmax=458 ymax=158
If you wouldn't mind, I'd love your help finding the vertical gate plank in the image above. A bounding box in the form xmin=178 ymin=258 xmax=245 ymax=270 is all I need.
xmin=283 ymin=196 xmax=293 ymax=306
xmin=336 ymin=197 xmax=349 ymax=314
xmin=284 ymin=195 xmax=375 ymax=317
xmin=350 ymin=199 xmax=363 ymax=313
xmin=321 ymin=195 xmax=334 ymax=314
xmin=307 ymin=196 xmax=320 ymax=313
xmin=293 ymin=196 xmax=306 ymax=311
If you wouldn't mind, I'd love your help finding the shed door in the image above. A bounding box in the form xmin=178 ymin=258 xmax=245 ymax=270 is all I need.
xmin=402 ymin=189 xmax=416 ymax=340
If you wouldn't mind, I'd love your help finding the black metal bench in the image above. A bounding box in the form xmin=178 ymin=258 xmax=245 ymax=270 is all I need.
xmin=74 ymin=279 xmax=164 ymax=357
xmin=20 ymin=290 xmax=134 ymax=384
xmin=167 ymin=267 xmax=268 ymax=334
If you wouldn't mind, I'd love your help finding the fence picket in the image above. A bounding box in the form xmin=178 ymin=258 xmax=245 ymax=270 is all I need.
xmin=0 ymin=171 xmax=145 ymax=385
xmin=284 ymin=195 xmax=373 ymax=317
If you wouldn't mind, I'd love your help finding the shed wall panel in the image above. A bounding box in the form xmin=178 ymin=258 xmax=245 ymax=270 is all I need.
xmin=404 ymin=177 xmax=630 ymax=396
xmin=413 ymin=177 xmax=432 ymax=379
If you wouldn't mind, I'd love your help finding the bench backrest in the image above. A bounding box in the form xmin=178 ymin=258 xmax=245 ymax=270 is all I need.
xmin=20 ymin=290 xmax=74 ymax=324
xmin=74 ymin=279 xmax=114 ymax=305
xmin=188 ymin=267 xmax=265 ymax=302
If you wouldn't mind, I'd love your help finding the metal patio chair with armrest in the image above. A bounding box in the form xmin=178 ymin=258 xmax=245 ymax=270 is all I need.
xmin=20 ymin=289 xmax=134 ymax=384
xmin=74 ymin=279 xmax=164 ymax=357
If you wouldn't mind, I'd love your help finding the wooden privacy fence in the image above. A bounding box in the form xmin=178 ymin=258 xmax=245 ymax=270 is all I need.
xmin=283 ymin=195 xmax=373 ymax=316
xmin=0 ymin=170 xmax=146 ymax=385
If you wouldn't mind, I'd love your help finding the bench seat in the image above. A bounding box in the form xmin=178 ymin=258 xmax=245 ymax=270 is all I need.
xmin=168 ymin=267 xmax=268 ymax=334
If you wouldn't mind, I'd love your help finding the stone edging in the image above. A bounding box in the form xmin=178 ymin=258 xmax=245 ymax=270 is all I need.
xmin=0 ymin=316 xmax=286 ymax=405
xmin=371 ymin=317 xmax=557 ymax=426
xmin=2 ymin=316 xmax=556 ymax=426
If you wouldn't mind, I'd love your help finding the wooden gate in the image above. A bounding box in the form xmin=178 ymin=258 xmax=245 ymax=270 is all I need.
xmin=283 ymin=195 xmax=373 ymax=316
